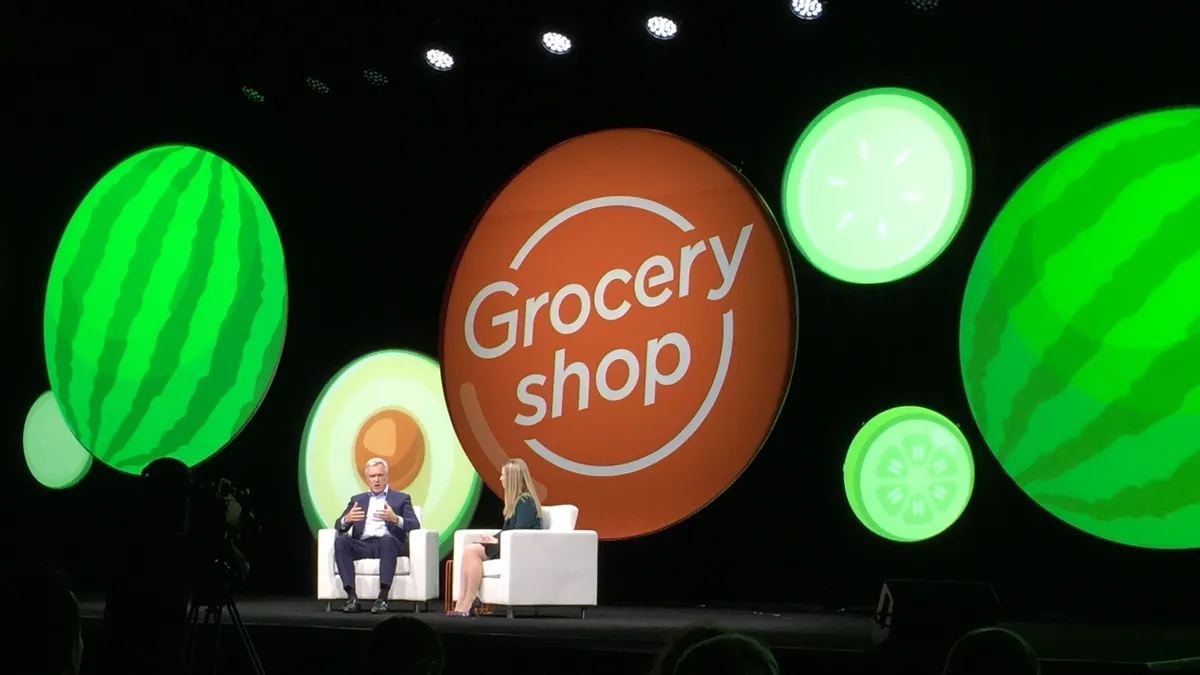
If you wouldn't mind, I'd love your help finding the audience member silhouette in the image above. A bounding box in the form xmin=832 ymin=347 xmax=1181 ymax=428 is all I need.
xmin=672 ymin=633 xmax=780 ymax=675
xmin=3 ymin=564 xmax=83 ymax=675
xmin=364 ymin=616 xmax=445 ymax=675
xmin=100 ymin=457 xmax=193 ymax=675
xmin=942 ymin=627 xmax=1040 ymax=675
xmin=651 ymin=624 xmax=737 ymax=675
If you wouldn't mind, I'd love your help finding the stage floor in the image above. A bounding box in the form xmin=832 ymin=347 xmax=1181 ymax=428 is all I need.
xmin=78 ymin=596 xmax=1200 ymax=666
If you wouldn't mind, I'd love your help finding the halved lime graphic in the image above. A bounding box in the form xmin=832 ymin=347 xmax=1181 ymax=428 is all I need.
xmin=24 ymin=391 xmax=93 ymax=490
xmin=844 ymin=406 xmax=974 ymax=542
xmin=781 ymin=88 xmax=972 ymax=284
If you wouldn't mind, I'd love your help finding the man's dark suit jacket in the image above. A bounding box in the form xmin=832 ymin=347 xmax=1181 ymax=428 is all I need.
xmin=335 ymin=489 xmax=420 ymax=544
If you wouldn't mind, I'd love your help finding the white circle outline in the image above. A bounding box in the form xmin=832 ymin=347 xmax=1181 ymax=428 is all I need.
xmin=504 ymin=196 xmax=734 ymax=477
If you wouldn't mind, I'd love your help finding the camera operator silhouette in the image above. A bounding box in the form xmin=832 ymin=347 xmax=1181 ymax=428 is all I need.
xmin=334 ymin=457 xmax=421 ymax=613
xmin=100 ymin=457 xmax=253 ymax=674
xmin=101 ymin=457 xmax=194 ymax=675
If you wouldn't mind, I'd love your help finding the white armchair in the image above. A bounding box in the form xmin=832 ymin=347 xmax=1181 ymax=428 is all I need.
xmin=451 ymin=504 xmax=598 ymax=618
xmin=317 ymin=506 xmax=439 ymax=611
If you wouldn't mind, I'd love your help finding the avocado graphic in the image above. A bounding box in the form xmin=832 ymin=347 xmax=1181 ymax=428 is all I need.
xmin=300 ymin=350 xmax=481 ymax=558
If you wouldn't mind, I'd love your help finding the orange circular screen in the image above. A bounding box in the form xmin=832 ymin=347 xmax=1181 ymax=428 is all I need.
xmin=441 ymin=129 xmax=797 ymax=539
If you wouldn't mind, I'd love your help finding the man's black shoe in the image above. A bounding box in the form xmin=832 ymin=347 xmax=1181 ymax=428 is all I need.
xmin=341 ymin=598 xmax=361 ymax=613
xmin=370 ymin=599 xmax=389 ymax=614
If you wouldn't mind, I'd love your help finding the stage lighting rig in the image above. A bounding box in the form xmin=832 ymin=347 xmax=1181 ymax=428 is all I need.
xmin=646 ymin=16 xmax=678 ymax=40
xmin=363 ymin=69 xmax=389 ymax=86
xmin=425 ymin=48 xmax=456 ymax=71
xmin=241 ymin=86 xmax=265 ymax=104
xmin=306 ymin=77 xmax=331 ymax=94
xmin=542 ymin=31 xmax=573 ymax=55
xmin=416 ymin=11 xmax=467 ymax=74
xmin=906 ymin=0 xmax=940 ymax=13
xmin=525 ymin=0 xmax=579 ymax=58
xmin=791 ymin=0 xmax=824 ymax=20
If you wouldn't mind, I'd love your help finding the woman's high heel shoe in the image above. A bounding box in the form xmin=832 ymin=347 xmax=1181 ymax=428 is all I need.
xmin=445 ymin=610 xmax=471 ymax=617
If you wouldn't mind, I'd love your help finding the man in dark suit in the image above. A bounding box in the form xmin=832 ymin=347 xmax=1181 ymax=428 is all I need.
xmin=334 ymin=457 xmax=421 ymax=613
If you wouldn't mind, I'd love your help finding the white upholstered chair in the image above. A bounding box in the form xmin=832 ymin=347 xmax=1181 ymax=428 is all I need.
xmin=317 ymin=506 xmax=439 ymax=611
xmin=451 ymin=504 xmax=598 ymax=618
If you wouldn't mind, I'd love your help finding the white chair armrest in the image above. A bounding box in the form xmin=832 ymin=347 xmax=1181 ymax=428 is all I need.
xmin=407 ymin=528 xmax=439 ymax=601
xmin=451 ymin=529 xmax=499 ymax=601
xmin=500 ymin=529 xmax=599 ymax=606
xmin=317 ymin=529 xmax=338 ymax=599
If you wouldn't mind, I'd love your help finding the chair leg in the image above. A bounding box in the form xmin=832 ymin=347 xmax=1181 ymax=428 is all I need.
xmin=581 ymin=607 xmax=587 ymax=619
xmin=414 ymin=601 xmax=424 ymax=613
xmin=506 ymin=607 xmax=514 ymax=619
xmin=325 ymin=601 xmax=331 ymax=612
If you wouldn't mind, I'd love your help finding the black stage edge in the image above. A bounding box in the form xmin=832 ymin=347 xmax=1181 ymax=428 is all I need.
xmin=78 ymin=597 xmax=1200 ymax=675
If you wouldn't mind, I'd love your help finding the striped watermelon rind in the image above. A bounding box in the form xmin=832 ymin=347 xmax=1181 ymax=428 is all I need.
xmin=44 ymin=144 xmax=288 ymax=475
xmin=960 ymin=107 xmax=1200 ymax=549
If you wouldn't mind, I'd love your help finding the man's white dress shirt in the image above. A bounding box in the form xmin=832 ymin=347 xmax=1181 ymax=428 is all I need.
xmin=341 ymin=488 xmax=390 ymax=539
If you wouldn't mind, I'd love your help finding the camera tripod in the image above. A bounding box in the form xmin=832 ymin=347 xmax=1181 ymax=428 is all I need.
xmin=185 ymin=587 xmax=266 ymax=675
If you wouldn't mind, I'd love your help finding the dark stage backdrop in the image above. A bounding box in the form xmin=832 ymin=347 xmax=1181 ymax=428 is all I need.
xmin=2 ymin=3 xmax=1197 ymax=617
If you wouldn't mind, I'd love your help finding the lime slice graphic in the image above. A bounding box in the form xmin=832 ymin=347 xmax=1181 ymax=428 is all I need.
xmin=843 ymin=406 xmax=974 ymax=542
xmin=781 ymin=88 xmax=972 ymax=284
xmin=23 ymin=391 xmax=93 ymax=490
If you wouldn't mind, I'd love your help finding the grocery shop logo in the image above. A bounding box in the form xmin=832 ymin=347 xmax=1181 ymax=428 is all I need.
xmin=441 ymin=129 xmax=796 ymax=539
xmin=462 ymin=196 xmax=749 ymax=477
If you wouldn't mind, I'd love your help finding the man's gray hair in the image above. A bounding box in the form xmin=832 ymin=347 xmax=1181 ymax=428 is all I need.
xmin=365 ymin=457 xmax=389 ymax=472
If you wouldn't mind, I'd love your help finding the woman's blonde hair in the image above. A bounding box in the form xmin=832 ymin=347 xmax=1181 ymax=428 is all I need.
xmin=502 ymin=458 xmax=543 ymax=520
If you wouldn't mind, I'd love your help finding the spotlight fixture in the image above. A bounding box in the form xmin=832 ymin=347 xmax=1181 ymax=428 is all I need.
xmin=541 ymin=32 xmax=572 ymax=55
xmin=363 ymin=69 xmax=389 ymax=86
xmin=646 ymin=16 xmax=678 ymax=40
xmin=306 ymin=78 xmax=330 ymax=94
xmin=241 ymin=86 xmax=265 ymax=103
xmin=791 ymin=0 xmax=824 ymax=20
xmin=425 ymin=49 xmax=455 ymax=71
xmin=906 ymin=0 xmax=939 ymax=12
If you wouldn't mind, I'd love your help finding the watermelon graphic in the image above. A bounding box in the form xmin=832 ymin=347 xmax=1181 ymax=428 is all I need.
xmin=44 ymin=144 xmax=288 ymax=475
xmin=960 ymin=108 xmax=1200 ymax=550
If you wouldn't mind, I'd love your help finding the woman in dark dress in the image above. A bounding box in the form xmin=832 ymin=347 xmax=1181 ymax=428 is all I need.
xmin=448 ymin=458 xmax=543 ymax=616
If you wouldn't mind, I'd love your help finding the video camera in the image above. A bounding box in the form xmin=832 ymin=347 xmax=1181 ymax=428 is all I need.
xmin=187 ymin=477 xmax=258 ymax=595
xmin=182 ymin=477 xmax=268 ymax=675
